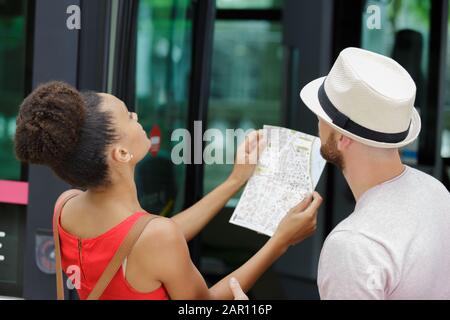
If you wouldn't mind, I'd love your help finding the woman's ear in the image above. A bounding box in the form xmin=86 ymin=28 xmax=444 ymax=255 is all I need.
xmin=112 ymin=146 xmax=133 ymax=163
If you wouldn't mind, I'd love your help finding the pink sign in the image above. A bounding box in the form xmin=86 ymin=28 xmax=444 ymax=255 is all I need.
xmin=0 ymin=180 xmax=29 ymax=205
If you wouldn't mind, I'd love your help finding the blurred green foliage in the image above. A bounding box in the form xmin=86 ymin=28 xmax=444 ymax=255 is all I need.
xmin=0 ymin=2 xmax=26 ymax=181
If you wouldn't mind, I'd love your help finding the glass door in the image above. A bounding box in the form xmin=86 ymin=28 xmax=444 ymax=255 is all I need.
xmin=133 ymin=0 xmax=192 ymax=216
xmin=361 ymin=0 xmax=432 ymax=166
xmin=0 ymin=0 xmax=29 ymax=297
xmin=199 ymin=0 xmax=284 ymax=298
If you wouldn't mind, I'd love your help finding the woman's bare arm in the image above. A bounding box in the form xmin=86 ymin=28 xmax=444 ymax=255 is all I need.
xmin=171 ymin=178 xmax=242 ymax=242
xmin=139 ymin=193 xmax=322 ymax=300
xmin=143 ymin=218 xmax=285 ymax=300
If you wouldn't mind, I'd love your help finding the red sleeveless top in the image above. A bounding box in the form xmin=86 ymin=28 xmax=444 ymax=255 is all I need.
xmin=54 ymin=194 xmax=169 ymax=300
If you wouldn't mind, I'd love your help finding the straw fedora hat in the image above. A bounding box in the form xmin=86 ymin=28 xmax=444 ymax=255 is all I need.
xmin=300 ymin=47 xmax=421 ymax=148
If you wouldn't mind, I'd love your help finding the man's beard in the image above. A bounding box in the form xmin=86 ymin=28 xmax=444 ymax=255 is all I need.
xmin=320 ymin=132 xmax=345 ymax=171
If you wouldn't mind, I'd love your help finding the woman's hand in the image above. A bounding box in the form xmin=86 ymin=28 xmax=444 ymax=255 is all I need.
xmin=228 ymin=130 xmax=266 ymax=187
xmin=272 ymin=192 xmax=323 ymax=250
xmin=171 ymin=130 xmax=265 ymax=242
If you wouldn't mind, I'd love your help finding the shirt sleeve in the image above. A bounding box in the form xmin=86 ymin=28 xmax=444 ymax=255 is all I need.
xmin=317 ymin=230 xmax=397 ymax=300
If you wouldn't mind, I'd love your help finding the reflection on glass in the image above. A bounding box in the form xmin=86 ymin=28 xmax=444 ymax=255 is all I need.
xmin=134 ymin=0 xmax=192 ymax=216
xmin=0 ymin=2 xmax=27 ymax=181
xmin=217 ymin=0 xmax=281 ymax=9
xmin=442 ymin=5 xmax=450 ymax=158
xmin=203 ymin=21 xmax=283 ymax=200
xmin=361 ymin=0 xmax=430 ymax=164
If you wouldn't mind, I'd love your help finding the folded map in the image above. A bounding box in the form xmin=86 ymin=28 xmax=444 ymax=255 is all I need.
xmin=230 ymin=125 xmax=326 ymax=236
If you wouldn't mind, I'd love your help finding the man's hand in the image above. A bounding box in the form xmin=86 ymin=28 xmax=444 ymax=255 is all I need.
xmin=229 ymin=278 xmax=249 ymax=300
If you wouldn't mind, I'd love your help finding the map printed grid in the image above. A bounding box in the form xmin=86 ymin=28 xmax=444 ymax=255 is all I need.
xmin=230 ymin=126 xmax=326 ymax=236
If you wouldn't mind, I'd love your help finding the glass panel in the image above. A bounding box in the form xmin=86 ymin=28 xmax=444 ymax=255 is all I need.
xmin=361 ymin=0 xmax=431 ymax=165
xmin=199 ymin=22 xmax=282 ymax=292
xmin=217 ymin=0 xmax=282 ymax=9
xmin=203 ymin=21 xmax=283 ymax=202
xmin=134 ymin=0 xmax=192 ymax=216
xmin=0 ymin=0 xmax=27 ymax=296
xmin=0 ymin=1 xmax=27 ymax=181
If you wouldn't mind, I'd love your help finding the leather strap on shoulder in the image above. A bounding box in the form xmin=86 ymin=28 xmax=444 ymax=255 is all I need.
xmin=53 ymin=191 xmax=81 ymax=300
xmin=86 ymin=214 xmax=157 ymax=300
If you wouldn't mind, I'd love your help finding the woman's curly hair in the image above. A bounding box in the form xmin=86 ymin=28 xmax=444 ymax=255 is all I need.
xmin=15 ymin=81 xmax=118 ymax=189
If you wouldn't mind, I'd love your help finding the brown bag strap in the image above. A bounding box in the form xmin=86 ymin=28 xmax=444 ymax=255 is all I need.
xmin=53 ymin=191 xmax=81 ymax=300
xmin=53 ymin=192 xmax=157 ymax=300
xmin=86 ymin=214 xmax=156 ymax=300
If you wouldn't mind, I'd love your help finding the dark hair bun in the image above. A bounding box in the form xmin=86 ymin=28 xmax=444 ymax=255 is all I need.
xmin=15 ymin=81 xmax=86 ymax=166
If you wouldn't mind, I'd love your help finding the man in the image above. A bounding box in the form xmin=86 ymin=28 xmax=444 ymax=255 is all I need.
xmin=300 ymin=47 xmax=450 ymax=299
xmin=229 ymin=47 xmax=450 ymax=300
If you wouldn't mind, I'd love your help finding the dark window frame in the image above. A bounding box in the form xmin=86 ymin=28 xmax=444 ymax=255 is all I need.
xmin=216 ymin=9 xmax=282 ymax=21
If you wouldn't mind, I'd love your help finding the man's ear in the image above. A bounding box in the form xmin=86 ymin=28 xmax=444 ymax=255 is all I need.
xmin=111 ymin=146 xmax=133 ymax=163
xmin=336 ymin=134 xmax=353 ymax=151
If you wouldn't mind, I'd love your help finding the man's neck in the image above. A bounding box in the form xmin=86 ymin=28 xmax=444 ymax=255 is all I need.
xmin=343 ymin=154 xmax=406 ymax=202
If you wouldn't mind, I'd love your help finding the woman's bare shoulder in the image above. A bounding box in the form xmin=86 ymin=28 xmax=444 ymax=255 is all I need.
xmin=139 ymin=216 xmax=183 ymax=244
xmin=134 ymin=216 xmax=188 ymax=258
xmin=56 ymin=188 xmax=84 ymax=205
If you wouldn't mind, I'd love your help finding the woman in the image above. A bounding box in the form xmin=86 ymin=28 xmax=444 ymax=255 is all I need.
xmin=14 ymin=81 xmax=322 ymax=300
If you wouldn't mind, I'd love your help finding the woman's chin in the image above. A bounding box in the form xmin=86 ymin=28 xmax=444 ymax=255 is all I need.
xmin=142 ymin=131 xmax=151 ymax=148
